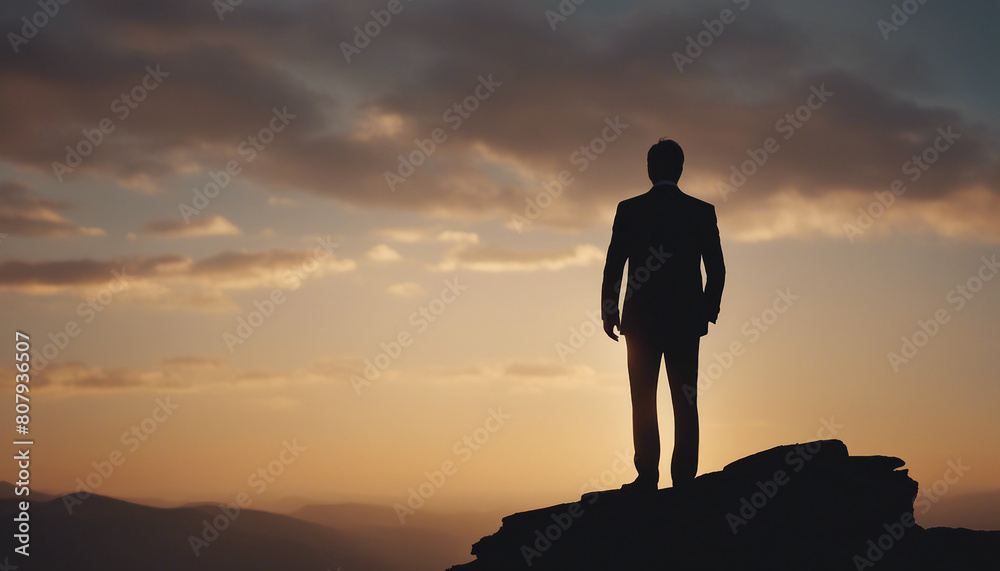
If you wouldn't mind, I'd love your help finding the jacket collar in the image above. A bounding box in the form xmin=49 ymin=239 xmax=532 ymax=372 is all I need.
xmin=651 ymin=180 xmax=681 ymax=192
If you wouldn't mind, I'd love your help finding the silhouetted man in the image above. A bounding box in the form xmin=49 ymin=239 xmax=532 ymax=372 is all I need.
xmin=601 ymin=138 xmax=725 ymax=492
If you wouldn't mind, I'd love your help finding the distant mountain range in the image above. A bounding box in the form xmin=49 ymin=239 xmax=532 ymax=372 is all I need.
xmin=916 ymin=489 xmax=1000 ymax=531
xmin=0 ymin=483 xmax=502 ymax=571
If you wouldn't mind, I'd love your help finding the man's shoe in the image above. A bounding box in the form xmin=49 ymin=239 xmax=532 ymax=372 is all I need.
xmin=620 ymin=478 xmax=657 ymax=494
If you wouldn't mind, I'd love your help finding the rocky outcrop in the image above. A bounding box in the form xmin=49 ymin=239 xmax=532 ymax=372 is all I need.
xmin=449 ymin=440 xmax=999 ymax=570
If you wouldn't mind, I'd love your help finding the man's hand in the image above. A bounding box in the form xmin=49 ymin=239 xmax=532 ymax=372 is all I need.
xmin=706 ymin=306 xmax=720 ymax=325
xmin=603 ymin=315 xmax=620 ymax=342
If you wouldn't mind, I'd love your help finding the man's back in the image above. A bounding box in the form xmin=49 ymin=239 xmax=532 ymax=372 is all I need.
xmin=602 ymin=183 xmax=724 ymax=341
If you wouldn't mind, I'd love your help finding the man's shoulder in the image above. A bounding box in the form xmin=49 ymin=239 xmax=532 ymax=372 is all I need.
xmin=617 ymin=194 xmax=645 ymax=208
xmin=677 ymin=189 xmax=716 ymax=211
xmin=618 ymin=189 xmax=716 ymax=211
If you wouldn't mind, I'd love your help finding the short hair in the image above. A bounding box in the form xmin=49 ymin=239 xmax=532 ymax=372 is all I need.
xmin=647 ymin=138 xmax=684 ymax=182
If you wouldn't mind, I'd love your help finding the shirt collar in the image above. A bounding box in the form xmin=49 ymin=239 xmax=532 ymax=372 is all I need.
xmin=652 ymin=180 xmax=679 ymax=188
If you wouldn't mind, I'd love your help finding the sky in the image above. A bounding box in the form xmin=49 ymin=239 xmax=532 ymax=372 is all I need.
xmin=1 ymin=0 xmax=998 ymax=527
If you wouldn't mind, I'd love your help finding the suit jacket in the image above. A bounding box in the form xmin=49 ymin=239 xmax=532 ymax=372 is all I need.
xmin=601 ymin=182 xmax=725 ymax=339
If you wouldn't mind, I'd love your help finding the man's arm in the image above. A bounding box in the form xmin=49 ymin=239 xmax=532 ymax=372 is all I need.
xmin=601 ymin=203 xmax=628 ymax=341
xmin=703 ymin=205 xmax=725 ymax=324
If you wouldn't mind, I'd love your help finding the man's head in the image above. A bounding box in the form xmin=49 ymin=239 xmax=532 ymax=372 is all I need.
xmin=647 ymin=138 xmax=684 ymax=183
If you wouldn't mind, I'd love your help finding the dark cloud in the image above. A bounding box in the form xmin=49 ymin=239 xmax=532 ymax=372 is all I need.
xmin=0 ymin=0 xmax=996 ymax=235
xmin=0 ymin=180 xmax=104 ymax=236
xmin=0 ymin=257 xmax=142 ymax=287
xmin=0 ymin=248 xmax=354 ymax=286
xmin=0 ymin=246 xmax=355 ymax=310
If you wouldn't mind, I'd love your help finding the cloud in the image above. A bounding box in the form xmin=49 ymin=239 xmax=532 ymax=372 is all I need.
xmin=11 ymin=355 xmax=610 ymax=395
xmin=718 ymin=184 xmax=1000 ymax=244
xmin=387 ymin=281 xmax=424 ymax=297
xmin=366 ymin=244 xmax=402 ymax=262
xmin=14 ymin=356 xmax=402 ymax=394
xmin=347 ymin=107 xmax=405 ymax=141
xmin=160 ymin=355 xmax=228 ymax=368
xmin=375 ymin=227 xmax=431 ymax=243
xmin=0 ymin=1 xmax=996 ymax=241
xmin=500 ymin=361 xmax=603 ymax=393
xmin=267 ymin=196 xmax=298 ymax=206
xmin=720 ymin=190 xmax=856 ymax=242
xmin=503 ymin=362 xmax=580 ymax=377
xmin=436 ymin=243 xmax=604 ymax=272
xmin=897 ymin=187 xmax=1000 ymax=243
xmin=140 ymin=214 xmax=241 ymax=237
xmin=416 ymin=361 xmax=610 ymax=394
xmin=375 ymin=226 xmax=480 ymax=244
xmin=17 ymin=360 xmax=332 ymax=393
xmin=436 ymin=230 xmax=480 ymax=244
xmin=0 ymin=180 xmax=105 ymax=237
xmin=0 ymin=245 xmax=356 ymax=311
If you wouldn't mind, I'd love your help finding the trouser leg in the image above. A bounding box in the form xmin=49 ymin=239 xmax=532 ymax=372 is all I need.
xmin=625 ymin=333 xmax=663 ymax=483
xmin=664 ymin=335 xmax=701 ymax=485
